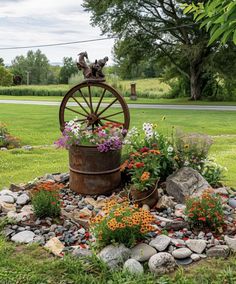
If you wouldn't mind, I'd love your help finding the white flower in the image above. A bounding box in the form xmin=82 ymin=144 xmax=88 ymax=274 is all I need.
xmin=184 ymin=161 xmax=190 ymax=166
xmin=167 ymin=146 xmax=173 ymax=153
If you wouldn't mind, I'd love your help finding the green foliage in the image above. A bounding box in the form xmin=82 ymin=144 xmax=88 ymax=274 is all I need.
xmin=183 ymin=0 xmax=236 ymax=45
xmin=0 ymin=66 xmax=13 ymax=86
xmin=0 ymin=123 xmax=20 ymax=149
xmin=0 ymin=58 xmax=4 ymax=66
xmin=32 ymin=183 xmax=61 ymax=218
xmin=11 ymin=49 xmax=50 ymax=85
xmin=185 ymin=190 xmax=224 ymax=230
xmin=59 ymin=57 xmax=78 ymax=84
xmin=201 ymin=160 xmax=226 ymax=187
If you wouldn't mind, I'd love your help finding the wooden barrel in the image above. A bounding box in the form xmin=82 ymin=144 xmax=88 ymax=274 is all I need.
xmin=69 ymin=145 xmax=121 ymax=195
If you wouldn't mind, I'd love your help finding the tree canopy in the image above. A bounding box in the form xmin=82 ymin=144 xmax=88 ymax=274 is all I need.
xmin=11 ymin=50 xmax=49 ymax=85
xmin=0 ymin=66 xmax=13 ymax=86
xmin=183 ymin=0 xmax=236 ymax=45
xmin=59 ymin=57 xmax=78 ymax=84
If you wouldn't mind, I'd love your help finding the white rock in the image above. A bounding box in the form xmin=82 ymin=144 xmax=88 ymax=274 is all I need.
xmin=7 ymin=211 xmax=31 ymax=222
xmin=171 ymin=238 xmax=186 ymax=247
xmin=0 ymin=195 xmax=15 ymax=204
xmin=172 ymin=248 xmax=192 ymax=259
xmin=21 ymin=205 xmax=33 ymax=214
xmin=44 ymin=237 xmax=65 ymax=256
xmin=0 ymin=189 xmax=18 ymax=200
xmin=191 ymin=254 xmax=201 ymax=261
xmin=224 ymin=236 xmax=236 ymax=252
xmin=11 ymin=231 xmax=35 ymax=244
xmin=1 ymin=202 xmax=16 ymax=213
xmin=123 ymin=259 xmax=144 ymax=274
xmin=148 ymin=252 xmax=176 ymax=275
xmin=149 ymin=235 xmax=171 ymax=251
xmin=131 ymin=243 xmax=156 ymax=262
xmin=99 ymin=244 xmax=131 ymax=269
xmin=16 ymin=194 xmax=30 ymax=205
xmin=186 ymin=239 xmax=207 ymax=254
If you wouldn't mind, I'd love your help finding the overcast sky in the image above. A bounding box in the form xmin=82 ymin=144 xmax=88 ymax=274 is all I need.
xmin=0 ymin=0 xmax=114 ymax=65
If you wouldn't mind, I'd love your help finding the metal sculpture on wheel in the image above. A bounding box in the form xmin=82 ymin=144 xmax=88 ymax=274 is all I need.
xmin=59 ymin=52 xmax=130 ymax=132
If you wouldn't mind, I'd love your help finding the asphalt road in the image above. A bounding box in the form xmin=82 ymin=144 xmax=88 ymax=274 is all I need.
xmin=1 ymin=99 xmax=236 ymax=111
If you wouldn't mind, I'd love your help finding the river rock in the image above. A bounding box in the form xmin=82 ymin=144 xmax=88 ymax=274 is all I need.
xmin=228 ymin=198 xmax=236 ymax=209
xmin=224 ymin=236 xmax=236 ymax=252
xmin=166 ymin=167 xmax=210 ymax=203
xmin=1 ymin=202 xmax=16 ymax=213
xmin=131 ymin=243 xmax=156 ymax=262
xmin=123 ymin=259 xmax=144 ymax=275
xmin=155 ymin=195 xmax=176 ymax=210
xmin=149 ymin=235 xmax=171 ymax=251
xmin=206 ymin=245 xmax=230 ymax=258
xmin=72 ymin=249 xmax=92 ymax=258
xmin=98 ymin=244 xmax=131 ymax=269
xmin=44 ymin=237 xmax=65 ymax=256
xmin=172 ymin=248 xmax=192 ymax=259
xmin=191 ymin=253 xmax=201 ymax=261
xmin=16 ymin=194 xmax=30 ymax=205
xmin=0 ymin=189 xmax=17 ymax=200
xmin=186 ymin=239 xmax=207 ymax=254
xmin=148 ymin=252 xmax=176 ymax=275
xmin=0 ymin=195 xmax=15 ymax=204
xmin=11 ymin=231 xmax=35 ymax=244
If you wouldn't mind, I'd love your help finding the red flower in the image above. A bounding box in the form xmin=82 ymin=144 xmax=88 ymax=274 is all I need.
xmin=140 ymin=147 xmax=149 ymax=153
xmin=135 ymin=162 xmax=145 ymax=168
xmin=198 ymin=217 xmax=206 ymax=222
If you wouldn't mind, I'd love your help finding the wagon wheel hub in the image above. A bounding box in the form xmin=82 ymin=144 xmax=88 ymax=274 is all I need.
xmin=87 ymin=113 xmax=98 ymax=125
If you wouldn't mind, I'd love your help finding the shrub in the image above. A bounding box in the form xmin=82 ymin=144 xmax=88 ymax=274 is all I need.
xmin=185 ymin=190 xmax=224 ymax=231
xmin=90 ymin=199 xmax=155 ymax=248
xmin=31 ymin=181 xmax=63 ymax=218
xmin=0 ymin=123 xmax=20 ymax=149
xmin=201 ymin=159 xmax=226 ymax=187
xmin=0 ymin=66 xmax=12 ymax=86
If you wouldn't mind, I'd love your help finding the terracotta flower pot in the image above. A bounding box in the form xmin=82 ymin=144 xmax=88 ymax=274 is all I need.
xmin=130 ymin=183 xmax=159 ymax=208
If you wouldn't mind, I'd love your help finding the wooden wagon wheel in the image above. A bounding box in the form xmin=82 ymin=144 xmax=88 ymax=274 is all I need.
xmin=59 ymin=81 xmax=130 ymax=132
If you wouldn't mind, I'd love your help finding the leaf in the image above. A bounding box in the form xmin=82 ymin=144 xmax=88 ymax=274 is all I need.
xmin=208 ymin=27 xmax=226 ymax=46
xmin=221 ymin=29 xmax=232 ymax=45
xmin=183 ymin=5 xmax=193 ymax=14
xmin=233 ymin=30 xmax=236 ymax=45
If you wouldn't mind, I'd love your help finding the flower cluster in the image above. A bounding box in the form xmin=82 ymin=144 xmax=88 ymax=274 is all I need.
xmin=185 ymin=189 xmax=224 ymax=231
xmin=121 ymin=147 xmax=161 ymax=191
xmin=31 ymin=181 xmax=63 ymax=218
xmin=90 ymin=199 xmax=156 ymax=248
xmin=55 ymin=120 xmax=126 ymax=152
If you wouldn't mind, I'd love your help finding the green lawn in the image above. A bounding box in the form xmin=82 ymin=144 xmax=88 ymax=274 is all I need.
xmin=0 ymin=104 xmax=236 ymax=188
xmin=1 ymin=103 xmax=236 ymax=283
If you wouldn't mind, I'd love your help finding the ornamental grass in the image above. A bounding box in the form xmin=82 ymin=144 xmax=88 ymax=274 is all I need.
xmin=90 ymin=199 xmax=156 ymax=248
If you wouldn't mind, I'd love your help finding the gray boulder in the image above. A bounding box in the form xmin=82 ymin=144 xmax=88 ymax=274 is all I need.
xmin=166 ymin=167 xmax=210 ymax=203
xmin=123 ymin=259 xmax=144 ymax=274
xmin=148 ymin=252 xmax=176 ymax=275
xmin=224 ymin=236 xmax=236 ymax=252
xmin=131 ymin=243 xmax=156 ymax=262
xmin=11 ymin=231 xmax=35 ymax=244
xmin=206 ymin=245 xmax=230 ymax=258
xmin=149 ymin=235 xmax=171 ymax=251
xmin=186 ymin=239 xmax=207 ymax=254
xmin=98 ymin=244 xmax=131 ymax=269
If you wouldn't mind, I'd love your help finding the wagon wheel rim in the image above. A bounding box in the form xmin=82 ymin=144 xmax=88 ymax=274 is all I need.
xmin=59 ymin=81 xmax=130 ymax=133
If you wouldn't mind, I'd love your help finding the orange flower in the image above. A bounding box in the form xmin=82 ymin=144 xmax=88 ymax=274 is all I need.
xmin=135 ymin=162 xmax=145 ymax=168
xmin=140 ymin=171 xmax=150 ymax=181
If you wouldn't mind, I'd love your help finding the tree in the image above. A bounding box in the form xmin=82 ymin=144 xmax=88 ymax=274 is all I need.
xmin=11 ymin=49 xmax=49 ymax=84
xmin=0 ymin=58 xmax=4 ymax=66
xmin=183 ymin=1 xmax=236 ymax=45
xmin=83 ymin=0 xmax=218 ymax=100
xmin=59 ymin=57 xmax=78 ymax=84
xmin=0 ymin=66 xmax=13 ymax=86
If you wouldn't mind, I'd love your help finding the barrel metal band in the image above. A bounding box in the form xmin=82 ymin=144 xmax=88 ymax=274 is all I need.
xmin=69 ymin=166 xmax=120 ymax=175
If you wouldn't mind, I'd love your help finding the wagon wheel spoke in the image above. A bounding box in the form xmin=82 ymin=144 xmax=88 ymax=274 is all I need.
xmin=96 ymin=98 xmax=118 ymax=117
xmin=88 ymin=85 xmax=94 ymax=113
xmin=73 ymin=118 xmax=87 ymax=123
xmin=97 ymin=120 xmax=104 ymax=126
xmin=95 ymin=89 xmax=106 ymax=114
xmin=100 ymin=118 xmax=124 ymax=125
xmin=78 ymin=89 xmax=90 ymax=109
xmin=72 ymin=95 xmax=90 ymax=115
xmin=65 ymin=106 xmax=88 ymax=117
xmin=99 ymin=111 xmax=124 ymax=120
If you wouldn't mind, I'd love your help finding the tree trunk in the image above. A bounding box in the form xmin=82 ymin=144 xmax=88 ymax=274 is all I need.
xmin=189 ymin=63 xmax=202 ymax=100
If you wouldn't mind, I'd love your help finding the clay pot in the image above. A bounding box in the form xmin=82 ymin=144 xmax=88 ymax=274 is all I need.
xmin=130 ymin=185 xmax=159 ymax=208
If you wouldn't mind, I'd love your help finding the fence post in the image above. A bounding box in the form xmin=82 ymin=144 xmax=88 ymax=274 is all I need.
xmin=130 ymin=82 xmax=137 ymax=100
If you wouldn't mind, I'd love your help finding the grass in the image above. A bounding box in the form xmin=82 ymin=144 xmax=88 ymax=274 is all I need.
xmin=0 ymin=237 xmax=236 ymax=284
xmin=0 ymin=104 xmax=236 ymax=188
xmin=1 ymin=103 xmax=236 ymax=283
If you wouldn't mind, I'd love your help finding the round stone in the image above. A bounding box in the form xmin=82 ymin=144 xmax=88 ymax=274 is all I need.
xmin=186 ymin=239 xmax=207 ymax=254
xmin=148 ymin=253 xmax=176 ymax=275
xmin=11 ymin=231 xmax=35 ymax=244
xmin=131 ymin=243 xmax=157 ymax=262
xmin=176 ymin=257 xmax=193 ymax=266
xmin=172 ymin=248 xmax=192 ymax=259
xmin=228 ymin=198 xmax=236 ymax=209
xmin=149 ymin=235 xmax=171 ymax=251
xmin=123 ymin=259 xmax=144 ymax=275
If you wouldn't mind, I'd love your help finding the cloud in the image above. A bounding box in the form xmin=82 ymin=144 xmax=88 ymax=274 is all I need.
xmin=0 ymin=0 xmax=114 ymax=64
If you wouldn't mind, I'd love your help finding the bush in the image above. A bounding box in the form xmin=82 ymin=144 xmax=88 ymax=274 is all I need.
xmin=0 ymin=66 xmax=12 ymax=86
xmin=31 ymin=181 xmax=63 ymax=218
xmin=0 ymin=123 xmax=20 ymax=149
xmin=90 ymin=199 xmax=155 ymax=248
xmin=185 ymin=190 xmax=224 ymax=231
